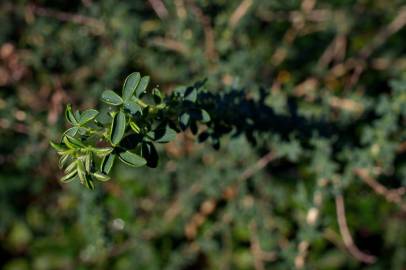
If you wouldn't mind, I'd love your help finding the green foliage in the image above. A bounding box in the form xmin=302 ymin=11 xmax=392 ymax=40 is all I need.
xmin=52 ymin=72 xmax=213 ymax=189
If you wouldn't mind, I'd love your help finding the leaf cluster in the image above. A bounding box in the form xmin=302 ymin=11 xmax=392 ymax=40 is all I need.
xmin=51 ymin=72 xmax=211 ymax=189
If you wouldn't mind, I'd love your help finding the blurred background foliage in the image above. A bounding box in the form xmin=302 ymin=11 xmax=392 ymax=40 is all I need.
xmin=0 ymin=0 xmax=405 ymax=269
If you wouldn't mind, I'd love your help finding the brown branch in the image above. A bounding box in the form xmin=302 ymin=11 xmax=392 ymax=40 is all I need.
xmin=188 ymin=1 xmax=218 ymax=62
xmin=27 ymin=4 xmax=105 ymax=33
xmin=359 ymin=7 xmax=406 ymax=59
xmin=344 ymin=7 xmax=406 ymax=88
xmin=335 ymin=194 xmax=377 ymax=264
xmin=239 ymin=151 xmax=275 ymax=181
xmin=148 ymin=0 xmax=169 ymax=20
xmin=229 ymin=0 xmax=253 ymax=29
xmin=354 ymin=168 xmax=406 ymax=210
xmin=149 ymin=37 xmax=190 ymax=55
xmin=1 ymin=3 xmax=105 ymax=35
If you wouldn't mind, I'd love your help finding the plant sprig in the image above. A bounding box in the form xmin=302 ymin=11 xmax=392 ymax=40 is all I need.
xmin=51 ymin=72 xmax=211 ymax=189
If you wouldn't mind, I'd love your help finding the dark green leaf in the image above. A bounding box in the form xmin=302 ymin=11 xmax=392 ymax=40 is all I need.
xmin=129 ymin=121 xmax=141 ymax=133
xmin=101 ymin=90 xmax=123 ymax=105
xmin=79 ymin=109 xmax=99 ymax=124
xmin=154 ymin=126 xmax=177 ymax=143
xmin=92 ymin=172 xmax=111 ymax=182
xmin=110 ymin=111 xmax=126 ymax=145
xmin=93 ymin=147 xmax=113 ymax=157
xmin=60 ymin=169 xmax=77 ymax=183
xmin=63 ymin=135 xmax=85 ymax=149
xmin=84 ymin=175 xmax=95 ymax=190
xmin=77 ymin=159 xmax=94 ymax=189
xmin=124 ymin=100 xmax=142 ymax=115
xmin=64 ymin=161 xmax=77 ymax=173
xmin=122 ymin=72 xmax=141 ymax=100
xmin=101 ymin=154 xmax=116 ymax=174
xmin=74 ymin=111 xmax=81 ymax=121
xmin=50 ymin=141 xmax=68 ymax=153
xmin=184 ymin=87 xmax=197 ymax=102
xmin=198 ymin=131 xmax=210 ymax=142
xmin=64 ymin=127 xmax=79 ymax=137
xmin=200 ymin=109 xmax=210 ymax=123
xmin=179 ymin=113 xmax=190 ymax=130
xmin=135 ymin=76 xmax=150 ymax=97
xmin=118 ymin=150 xmax=147 ymax=167
xmin=152 ymin=88 xmax=163 ymax=104
xmin=76 ymin=159 xmax=86 ymax=184
xmin=85 ymin=153 xmax=92 ymax=172
xmin=142 ymin=142 xmax=158 ymax=168
xmin=190 ymin=121 xmax=198 ymax=135
xmin=65 ymin=104 xmax=78 ymax=125
xmin=58 ymin=154 xmax=70 ymax=169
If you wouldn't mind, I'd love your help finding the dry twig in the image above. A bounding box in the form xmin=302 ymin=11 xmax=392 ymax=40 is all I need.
xmin=229 ymin=0 xmax=253 ymax=29
xmin=354 ymin=168 xmax=406 ymax=211
xmin=148 ymin=0 xmax=169 ymax=20
xmin=335 ymin=194 xmax=376 ymax=264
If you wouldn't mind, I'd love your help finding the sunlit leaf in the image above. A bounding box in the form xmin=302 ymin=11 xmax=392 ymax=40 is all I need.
xmin=110 ymin=110 xmax=126 ymax=145
xmin=124 ymin=100 xmax=142 ymax=115
xmin=79 ymin=109 xmax=99 ymax=125
xmin=60 ymin=169 xmax=77 ymax=183
xmin=64 ymin=127 xmax=79 ymax=137
xmin=101 ymin=153 xmax=116 ymax=174
xmin=63 ymin=135 xmax=85 ymax=149
xmin=122 ymin=72 xmax=141 ymax=100
xmin=92 ymin=147 xmax=113 ymax=157
xmin=92 ymin=172 xmax=111 ymax=182
xmin=118 ymin=150 xmax=146 ymax=167
xmin=129 ymin=121 xmax=141 ymax=133
xmin=65 ymin=104 xmax=78 ymax=125
xmin=101 ymin=90 xmax=123 ymax=105
xmin=135 ymin=76 xmax=149 ymax=97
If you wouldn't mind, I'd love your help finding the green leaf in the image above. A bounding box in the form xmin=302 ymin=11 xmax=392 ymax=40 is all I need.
xmin=76 ymin=159 xmax=86 ymax=184
xmin=64 ymin=127 xmax=79 ymax=137
xmin=154 ymin=126 xmax=177 ymax=143
xmin=79 ymin=109 xmax=99 ymax=124
xmin=92 ymin=172 xmax=111 ymax=182
xmin=110 ymin=110 xmax=126 ymax=145
xmin=200 ymin=109 xmax=211 ymax=123
xmin=101 ymin=154 xmax=116 ymax=174
xmin=63 ymin=135 xmax=85 ymax=149
xmin=84 ymin=153 xmax=92 ymax=173
xmin=64 ymin=161 xmax=77 ymax=173
xmin=101 ymin=90 xmax=123 ymax=105
xmin=65 ymin=104 xmax=78 ymax=125
xmin=152 ymin=88 xmax=163 ymax=104
xmin=124 ymin=100 xmax=142 ymax=115
xmin=84 ymin=174 xmax=95 ymax=190
xmin=58 ymin=154 xmax=70 ymax=169
xmin=60 ymin=169 xmax=77 ymax=183
xmin=129 ymin=121 xmax=141 ymax=133
xmin=92 ymin=147 xmax=113 ymax=157
xmin=179 ymin=113 xmax=190 ymax=130
xmin=135 ymin=76 xmax=150 ymax=97
xmin=75 ymin=111 xmax=81 ymax=120
xmin=50 ymin=141 xmax=68 ymax=153
xmin=142 ymin=142 xmax=158 ymax=168
xmin=184 ymin=87 xmax=197 ymax=102
xmin=122 ymin=72 xmax=141 ymax=100
xmin=118 ymin=150 xmax=147 ymax=167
